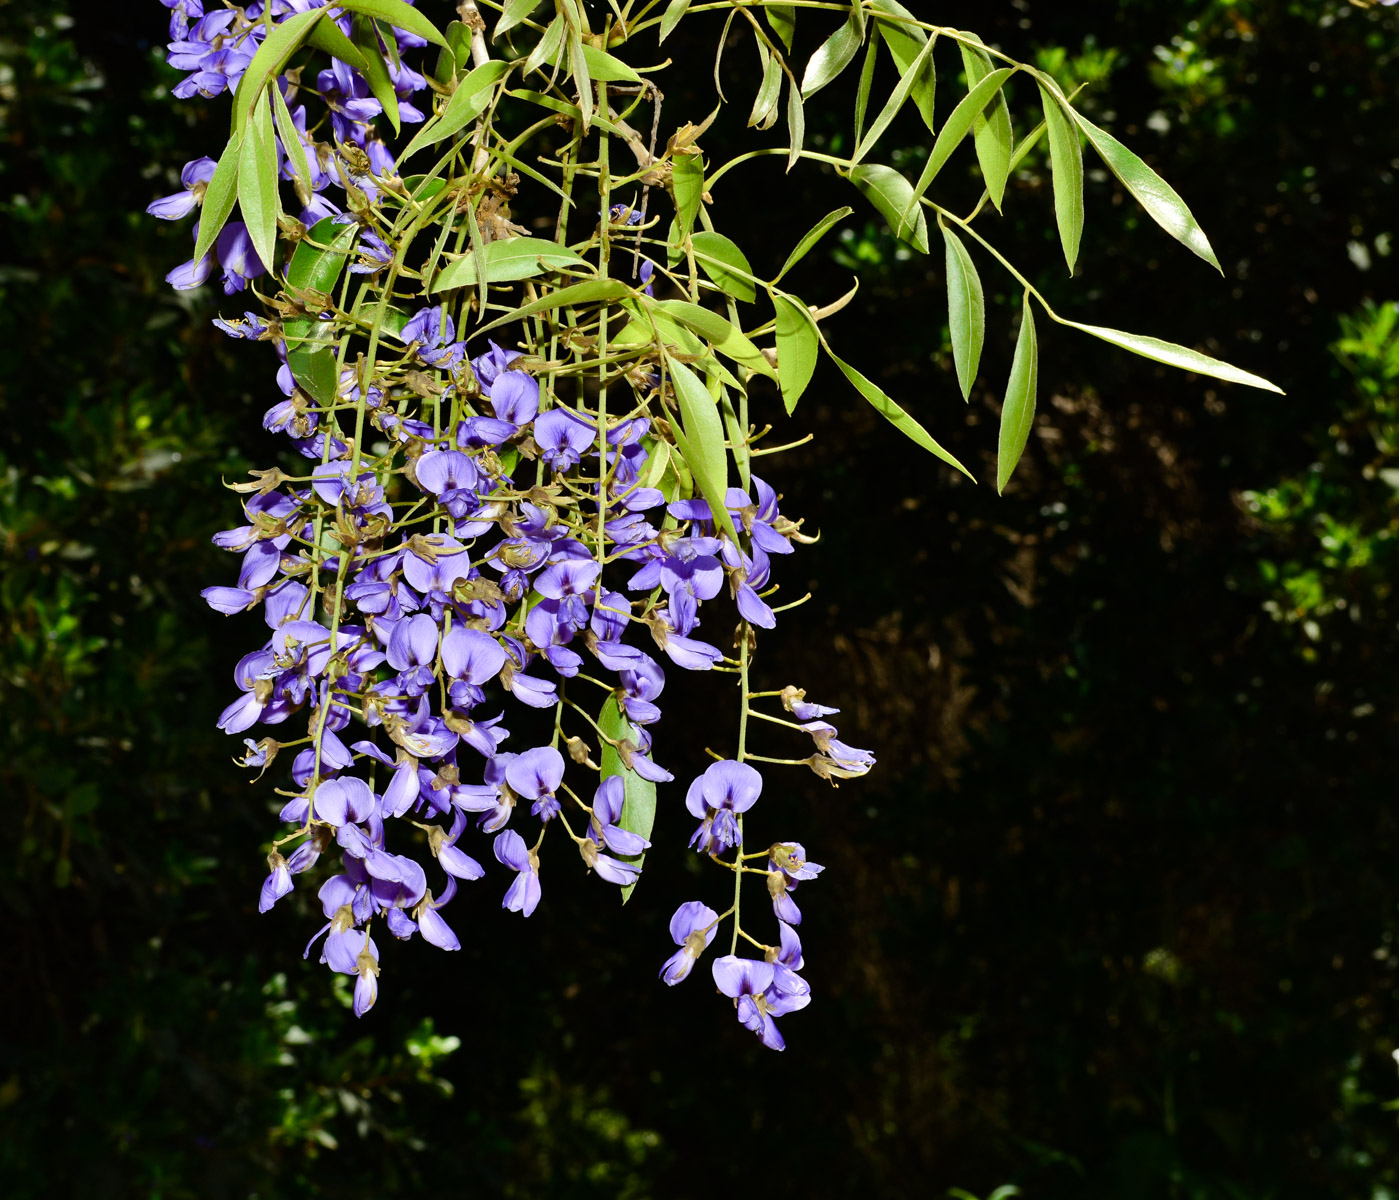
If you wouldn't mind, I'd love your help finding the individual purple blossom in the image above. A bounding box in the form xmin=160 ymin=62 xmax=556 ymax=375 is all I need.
xmin=428 ymin=810 xmax=485 ymax=881
xmin=147 ymin=156 xmax=217 ymax=220
xmin=685 ymin=760 xmax=762 ymax=854
xmin=441 ymin=625 xmax=506 ymax=710
xmin=259 ymin=851 xmax=294 ymax=912
xmin=534 ymin=408 xmax=595 ymax=473
xmin=317 ymin=58 xmax=383 ymax=145
xmin=488 ymin=371 xmax=540 ymax=427
xmin=215 ymin=220 xmax=267 ymax=294
xmin=353 ymin=939 xmax=380 ymax=1016
xmin=505 ymin=746 xmax=565 ymax=822
xmin=494 ymin=828 xmax=541 ymax=916
xmin=470 ymin=339 xmax=523 ymax=389
xmin=801 ymin=720 xmax=877 ymax=780
xmin=659 ymin=901 xmax=718 ymax=985
xmin=767 ymin=841 xmax=824 ymax=925
xmin=588 ymin=776 xmax=650 ymax=856
xmin=311 ymin=776 xmax=377 ymax=827
xmin=711 ymin=956 xmax=809 ymax=1051
xmin=350 ymin=230 xmax=394 ymax=274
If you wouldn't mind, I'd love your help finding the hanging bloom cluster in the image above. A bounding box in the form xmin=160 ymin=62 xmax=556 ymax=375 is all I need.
xmin=147 ymin=0 xmax=881 ymax=1050
xmin=149 ymin=0 xmax=1274 ymax=1054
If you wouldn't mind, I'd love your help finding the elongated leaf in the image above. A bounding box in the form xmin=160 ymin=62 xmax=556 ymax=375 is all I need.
xmin=1073 ymin=110 xmax=1221 ymax=272
xmin=237 ymin=93 xmax=281 ymax=278
xmin=660 ymin=0 xmax=691 ymax=42
xmin=900 ymin=66 xmax=1016 ymax=232
xmin=270 ymin=81 xmax=313 ymax=200
xmin=230 ymin=10 xmax=323 ymax=134
xmin=289 ymin=347 xmax=340 ymax=407
xmin=440 ymin=20 xmax=471 ymax=81
xmin=942 ymin=226 xmax=984 ymax=400
xmin=853 ymin=34 xmax=935 ymax=166
xmin=775 ymin=206 xmax=854 ymax=282
xmin=335 ymin=0 xmax=448 ymax=49
xmin=672 ymin=152 xmax=704 ymax=239
xmin=306 ymin=17 xmax=369 ymax=74
xmin=582 ymin=44 xmax=643 ymax=82
xmin=194 ymin=133 xmax=243 ymax=267
xmin=691 ymin=231 xmax=757 ymax=302
xmin=523 ymin=14 xmax=564 ymax=75
xmin=570 ymin=30 xmax=593 ymax=131
xmin=1055 ymin=318 xmax=1284 ymax=392
xmin=871 ymin=0 xmax=935 ymax=132
xmin=826 ymin=348 xmax=974 ymax=479
xmin=658 ymin=300 xmax=777 ymax=380
xmin=801 ymin=12 xmax=863 ymax=98
xmin=959 ymin=44 xmax=1013 ymax=212
xmin=719 ymin=383 xmax=749 ymax=490
xmin=773 ymin=295 xmax=819 ymax=413
xmin=474 ymin=278 xmax=632 ymax=336
xmin=851 ymin=163 xmax=929 ymax=254
xmin=997 ymin=295 xmax=1038 ymax=493
xmin=1039 ymin=83 xmax=1083 ymax=273
xmin=786 ymin=83 xmax=805 ymax=172
xmin=665 ymin=356 xmax=740 ymax=545
xmin=496 ymin=0 xmax=545 ymax=40
xmin=598 ymin=696 xmax=655 ymax=904
xmin=284 ymin=217 xmax=360 ymax=365
xmin=767 ymin=3 xmax=796 ymax=52
xmin=431 ymin=237 xmax=590 ymax=289
xmin=749 ymin=42 xmax=783 ymax=130
xmin=401 ymin=59 xmax=510 ymax=160
xmin=853 ymin=25 xmax=880 ymax=144
xmin=351 ymin=15 xmax=400 ymax=134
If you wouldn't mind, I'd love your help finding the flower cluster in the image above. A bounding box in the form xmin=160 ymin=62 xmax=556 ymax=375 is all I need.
xmin=148 ymin=0 xmax=876 ymax=1049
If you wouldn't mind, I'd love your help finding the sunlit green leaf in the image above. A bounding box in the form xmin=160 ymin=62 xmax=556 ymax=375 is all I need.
xmin=306 ymin=16 xmax=369 ymax=74
xmin=1073 ymin=108 xmax=1222 ymax=272
xmin=351 ymin=15 xmax=401 ymax=135
xmin=660 ymin=0 xmax=691 ymax=42
xmin=230 ymin=9 xmax=324 ymax=134
xmin=767 ymin=3 xmax=796 ymax=52
xmin=1054 ymin=317 xmax=1284 ymax=392
xmin=598 ymin=695 xmax=655 ymax=904
xmin=850 ymin=163 xmax=929 ymax=253
xmin=194 ymin=131 xmax=242 ymax=267
xmin=691 ymin=231 xmax=757 ymax=302
xmin=997 ymin=293 xmax=1038 ymax=493
xmin=237 ymin=93 xmax=281 ymax=279
xmin=672 ymin=152 xmax=704 ymax=239
xmin=269 ymin=80 xmax=313 ymax=200
xmin=666 ymin=356 xmax=740 ymax=544
xmin=335 ymin=0 xmax=448 ymax=49
xmin=854 ymin=25 xmax=880 ymax=145
xmin=775 ymin=206 xmax=854 ymax=282
xmin=658 ymin=300 xmax=777 ymax=380
xmin=431 ymin=237 xmax=591 ymax=289
xmin=959 ymin=43 xmax=1014 ymax=212
xmin=801 ymin=11 xmax=863 ymax=98
xmin=852 ymin=34 xmax=935 ymax=166
xmin=786 ymin=83 xmax=805 ymax=172
xmin=400 ymin=59 xmax=510 ymax=161
xmin=773 ymin=294 xmax=819 ymax=413
xmin=942 ymin=225 xmax=984 ymax=400
xmin=474 ymin=279 xmax=632 ymax=336
xmin=749 ymin=42 xmax=783 ymax=130
xmin=496 ymin=0 xmax=545 ymax=40
xmin=1038 ymin=83 xmax=1083 ymax=273
xmin=871 ymin=0 xmax=936 ymax=132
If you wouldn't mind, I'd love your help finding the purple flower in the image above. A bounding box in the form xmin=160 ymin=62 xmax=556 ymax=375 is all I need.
xmin=587 ymin=776 xmax=650 ymax=856
xmin=259 ymin=851 xmax=294 ymax=912
xmin=659 ymin=901 xmax=718 ymax=985
xmin=493 ymin=828 xmax=541 ymax=916
xmin=685 ymin=759 xmax=762 ymax=854
xmin=505 ymin=745 xmax=565 ymax=822
xmin=711 ymin=955 xmax=808 ymax=1051
xmin=534 ymin=408 xmax=595 ymax=473
xmin=767 ymin=841 xmax=824 ymax=925
xmin=415 ymin=450 xmax=481 ymax=518
xmin=147 ymin=157 xmax=217 ymax=220
xmin=215 ymin=221 xmax=267 ymax=294
xmin=801 ymin=720 xmax=876 ymax=781
xmin=470 ymin=340 xmax=523 ymax=389
xmin=488 ymin=372 xmax=540 ymax=426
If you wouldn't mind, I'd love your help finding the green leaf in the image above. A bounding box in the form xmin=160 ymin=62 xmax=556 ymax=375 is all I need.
xmin=334 ymin=0 xmax=448 ymax=49
xmin=871 ymin=0 xmax=935 ymax=132
xmin=288 ymin=347 xmax=340 ymax=407
xmin=431 ymin=237 xmax=590 ymax=289
xmin=997 ymin=294 xmax=1038 ymax=493
xmin=657 ymin=300 xmax=777 ymax=380
xmin=665 ymin=356 xmax=740 ymax=545
xmin=230 ymin=9 xmax=324 ymax=134
xmin=286 ymin=216 xmax=361 ymax=295
xmin=853 ymin=25 xmax=880 ymax=144
xmin=611 ymin=299 xmax=708 ymax=358
xmin=786 ymin=83 xmax=805 ymax=172
xmin=1054 ymin=317 xmax=1284 ymax=393
xmin=237 ymin=92 xmax=281 ymax=278
xmin=400 ymin=59 xmax=510 ymax=161
xmin=719 ymin=383 xmax=749 ymax=490
xmin=570 ymin=30 xmax=594 ymax=131
xmin=773 ymin=295 xmax=819 ymax=413
xmin=749 ymin=42 xmax=783 ymax=131
xmin=269 ymin=80 xmax=313 ymax=200
xmin=959 ymin=43 xmax=1014 ymax=212
xmin=942 ymin=225 xmax=984 ymax=400
xmin=850 ymin=163 xmax=929 ymax=254
xmin=1038 ymin=83 xmax=1083 ymax=273
xmin=581 ymin=44 xmax=643 ymax=82
xmin=496 ymin=0 xmax=545 ymax=40
xmin=672 ymin=152 xmax=704 ymax=239
xmin=690 ymin=231 xmax=757 ymax=303
xmin=306 ymin=17 xmax=369 ymax=74
xmin=801 ymin=12 xmax=863 ymax=98
xmin=434 ymin=20 xmax=468 ymax=83
xmin=597 ymin=696 xmax=656 ymax=904
xmin=900 ymin=66 xmax=1016 ymax=232
xmin=775 ymin=206 xmax=854 ymax=282
xmin=660 ymin=0 xmax=691 ymax=42
xmin=474 ymin=278 xmax=632 ymax=336
xmin=524 ymin=14 xmax=564 ymax=76
xmin=1073 ymin=109 xmax=1221 ymax=272
xmin=826 ymin=347 xmax=974 ymax=479
xmin=853 ymin=34 xmax=935 ymax=167
xmin=351 ymin=15 xmax=401 ymax=135
xmin=767 ymin=3 xmax=796 ymax=52
xmin=194 ymin=132 xmax=243 ymax=267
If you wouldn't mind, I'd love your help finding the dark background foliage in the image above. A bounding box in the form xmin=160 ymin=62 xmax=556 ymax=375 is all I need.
xmin=2 ymin=0 xmax=1397 ymax=1196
